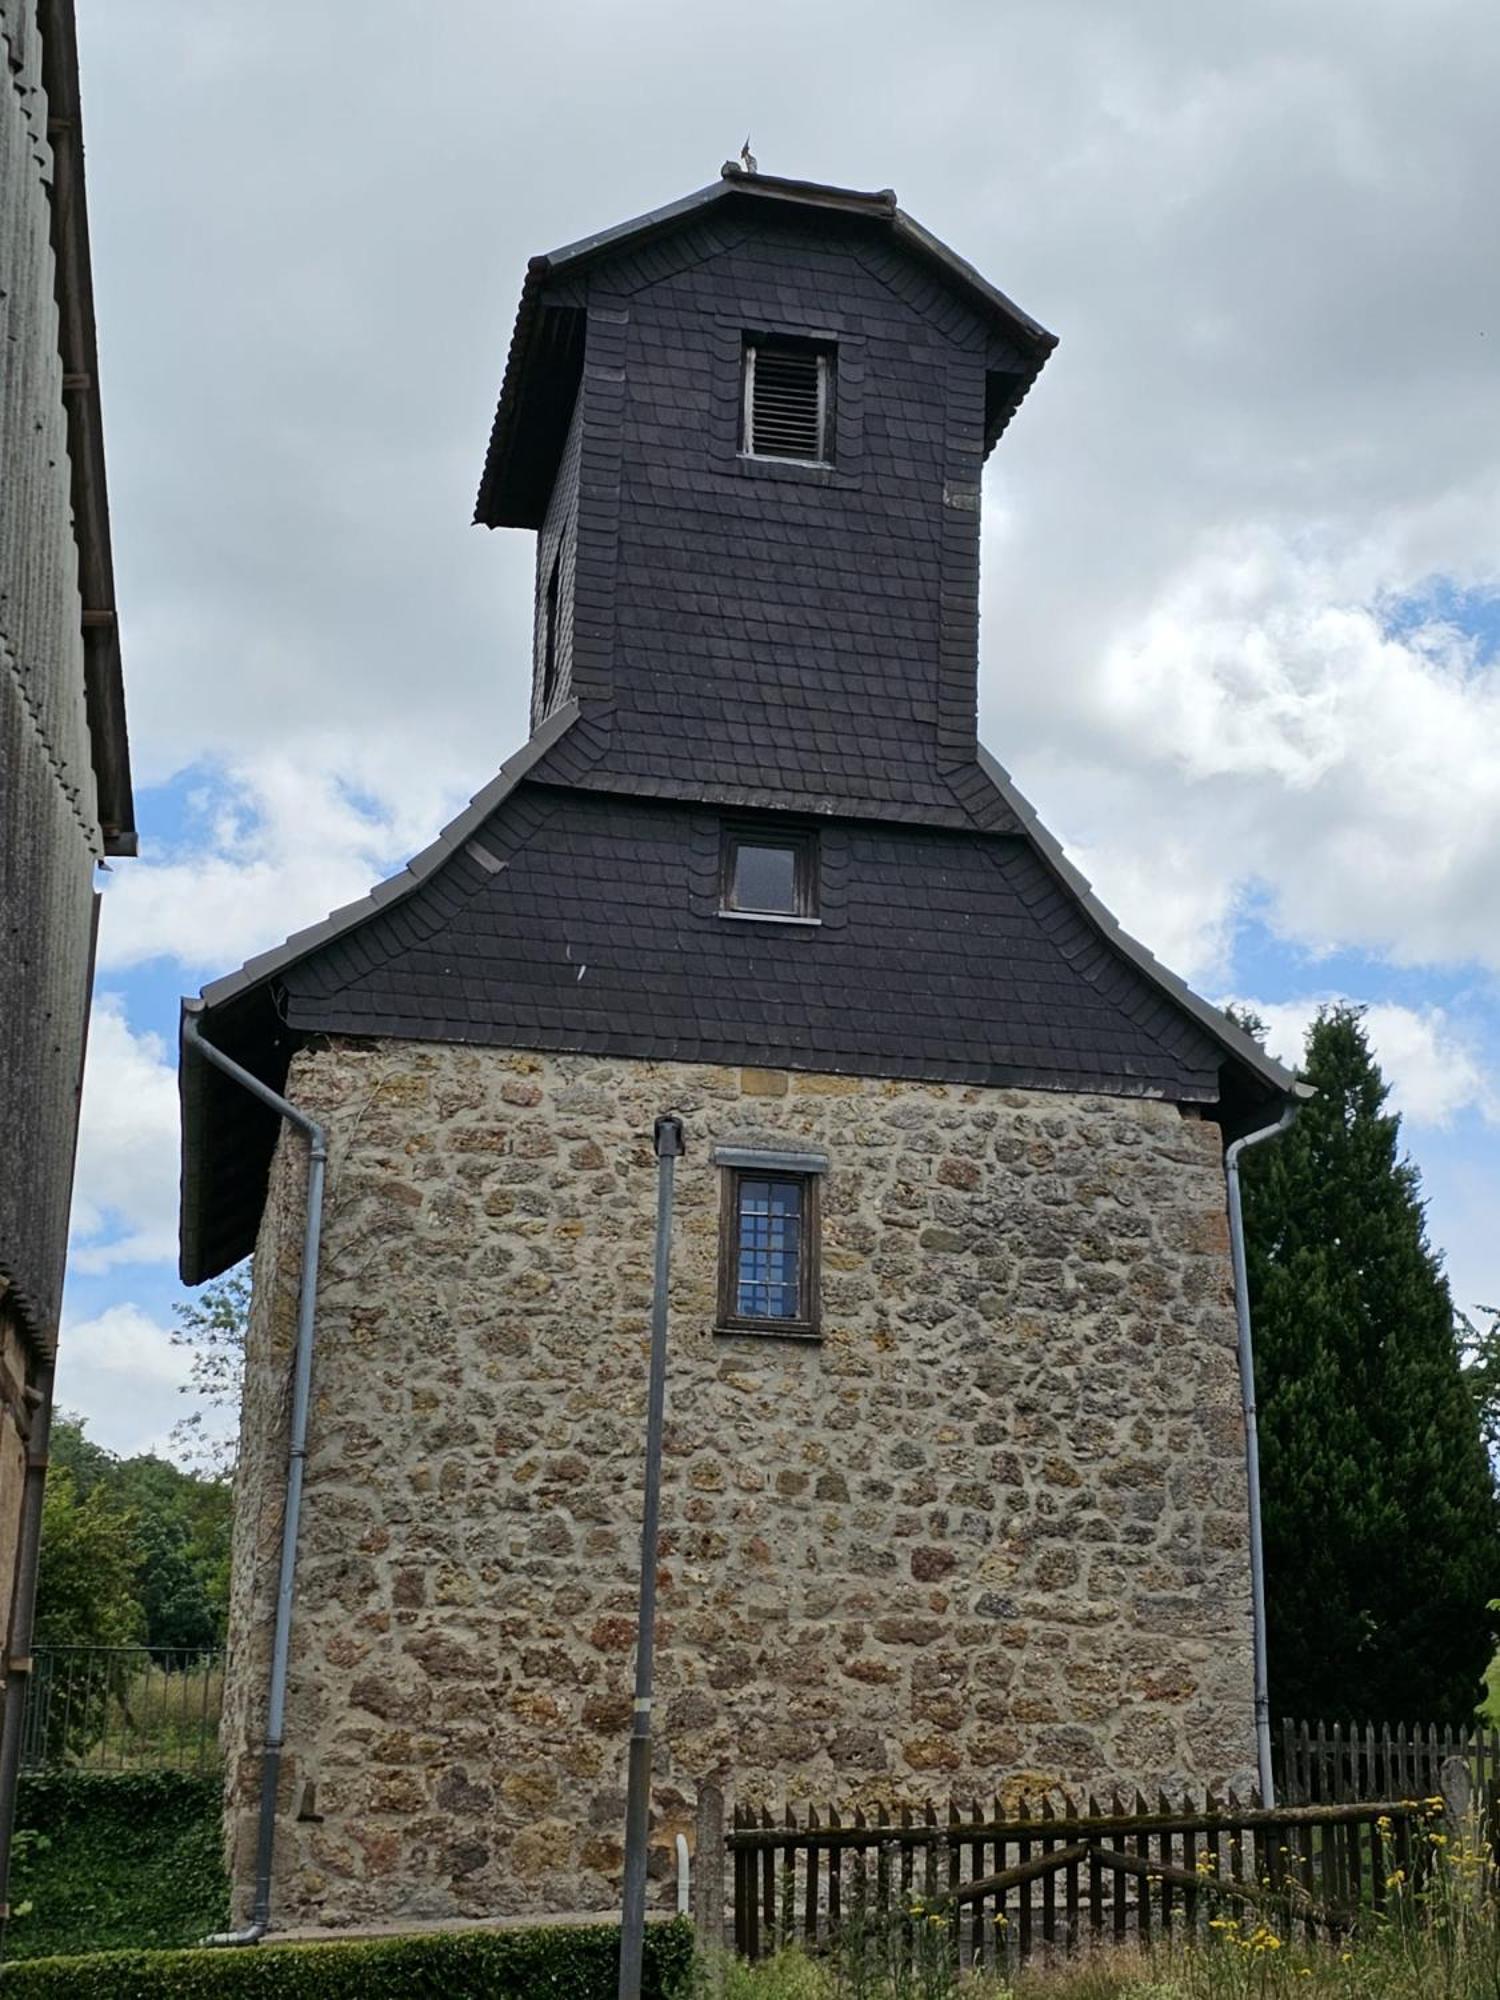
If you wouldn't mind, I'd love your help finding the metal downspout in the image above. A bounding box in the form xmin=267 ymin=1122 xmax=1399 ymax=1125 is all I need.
xmin=618 ymin=1114 xmax=684 ymax=2000
xmin=183 ymin=1003 xmax=327 ymax=1946
xmin=1224 ymin=1103 xmax=1299 ymax=1807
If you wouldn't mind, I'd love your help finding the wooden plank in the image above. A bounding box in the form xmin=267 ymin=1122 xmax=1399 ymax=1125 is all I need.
xmin=732 ymin=1805 xmax=746 ymax=1958
xmin=1111 ymin=1791 xmax=1127 ymax=1944
xmin=1064 ymin=1791 xmax=1081 ymax=1950
xmin=1134 ymin=1792 xmax=1152 ymax=1946
xmin=1017 ymin=1794 xmax=1032 ymax=1962
xmin=1298 ymin=1812 xmax=1317 ymax=1943
xmin=1320 ymin=1712 xmax=1336 ymax=1808
xmin=762 ymin=1804 xmax=775 ymax=1950
xmin=974 ymin=1796 xmax=988 ymax=1973
xmin=1158 ymin=1790 xmax=1175 ymax=1932
xmin=1182 ymin=1790 xmax=1199 ymax=1933
xmin=1319 ymin=1782 xmax=1338 ymax=1920
xmin=1394 ymin=1804 xmax=1414 ymax=1905
xmin=900 ymin=1802 xmax=913 ymax=1971
xmin=852 ymin=1805 xmax=867 ymax=1953
xmin=1041 ymin=1795 xmax=1057 ymax=1948
xmin=828 ymin=1805 xmax=842 ymax=1931
xmin=1087 ymin=1795 xmax=1103 ymax=1940
xmin=1336 ymin=1722 xmax=1347 ymax=1799
xmin=875 ymin=1804 xmax=890 ymax=1944
xmin=805 ymin=1805 xmax=819 ymax=1944
xmin=1203 ymin=1787 xmax=1222 ymax=1926
xmin=933 ymin=1841 xmax=1090 ymax=1909
xmin=1090 ymin=1844 xmax=1332 ymax=1922
xmin=746 ymin=1806 xmax=760 ymax=1962
xmin=944 ymin=1800 xmax=956 ymax=1936
xmin=723 ymin=1797 xmax=1420 ymax=1848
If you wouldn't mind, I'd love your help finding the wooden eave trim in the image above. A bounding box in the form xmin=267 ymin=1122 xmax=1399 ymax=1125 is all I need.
xmin=38 ymin=0 xmax=135 ymax=854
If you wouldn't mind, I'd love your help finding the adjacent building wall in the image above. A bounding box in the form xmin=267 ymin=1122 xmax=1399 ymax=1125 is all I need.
xmin=224 ymin=1040 xmax=1255 ymax=1931
xmin=0 ymin=0 xmax=102 ymax=1345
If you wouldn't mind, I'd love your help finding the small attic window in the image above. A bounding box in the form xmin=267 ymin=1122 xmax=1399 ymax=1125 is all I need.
xmin=720 ymin=825 xmax=819 ymax=922
xmin=742 ymin=338 xmax=834 ymax=464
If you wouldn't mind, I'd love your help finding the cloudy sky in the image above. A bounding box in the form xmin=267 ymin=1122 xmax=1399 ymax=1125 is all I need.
xmin=61 ymin=0 xmax=1500 ymax=1457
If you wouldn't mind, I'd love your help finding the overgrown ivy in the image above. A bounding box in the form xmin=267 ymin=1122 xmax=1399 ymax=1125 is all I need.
xmin=6 ymin=1771 xmax=226 ymax=1960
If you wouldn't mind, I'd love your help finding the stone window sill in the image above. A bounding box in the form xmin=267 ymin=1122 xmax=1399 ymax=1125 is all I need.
xmin=712 ymin=1323 xmax=823 ymax=1345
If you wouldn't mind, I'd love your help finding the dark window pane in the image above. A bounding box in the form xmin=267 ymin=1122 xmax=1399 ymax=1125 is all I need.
xmin=736 ymin=1176 xmax=803 ymax=1319
xmin=732 ymin=842 xmax=798 ymax=913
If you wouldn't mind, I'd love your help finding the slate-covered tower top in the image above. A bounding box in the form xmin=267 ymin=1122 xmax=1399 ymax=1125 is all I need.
xmin=178 ymin=168 xmax=1305 ymax=1286
xmin=474 ymin=168 xmax=1058 ymax=829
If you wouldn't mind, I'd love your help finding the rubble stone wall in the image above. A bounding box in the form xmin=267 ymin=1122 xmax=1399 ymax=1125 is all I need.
xmin=223 ymin=1041 xmax=1255 ymax=1929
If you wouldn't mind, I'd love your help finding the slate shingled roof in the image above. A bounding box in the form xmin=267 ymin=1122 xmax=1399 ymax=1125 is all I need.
xmin=179 ymin=171 xmax=1303 ymax=1284
xmin=179 ymin=705 xmax=1302 ymax=1284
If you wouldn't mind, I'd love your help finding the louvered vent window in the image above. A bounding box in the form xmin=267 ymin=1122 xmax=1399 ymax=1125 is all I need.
xmin=743 ymin=338 xmax=834 ymax=463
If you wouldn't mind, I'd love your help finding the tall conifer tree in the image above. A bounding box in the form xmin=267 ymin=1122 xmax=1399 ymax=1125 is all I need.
xmin=1239 ymin=1005 xmax=1498 ymax=1721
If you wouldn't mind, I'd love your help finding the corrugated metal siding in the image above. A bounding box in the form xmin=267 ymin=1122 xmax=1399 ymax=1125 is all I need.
xmin=0 ymin=0 xmax=103 ymax=1343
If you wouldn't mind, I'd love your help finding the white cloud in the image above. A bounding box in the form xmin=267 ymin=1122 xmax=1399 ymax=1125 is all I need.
xmin=1025 ymin=537 xmax=1500 ymax=984
xmin=1224 ymin=996 xmax=1499 ymax=1130
xmin=96 ymin=746 xmax=468 ymax=978
xmin=76 ymin=0 xmax=1500 ymax=997
xmin=61 ymin=0 xmax=1500 ymax=1335
xmin=55 ymin=1303 xmax=190 ymax=1460
xmin=69 ymin=998 xmax=181 ymax=1273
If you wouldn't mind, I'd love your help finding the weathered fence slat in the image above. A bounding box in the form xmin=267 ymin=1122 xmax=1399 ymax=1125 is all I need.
xmin=724 ymin=1787 xmax=1444 ymax=1968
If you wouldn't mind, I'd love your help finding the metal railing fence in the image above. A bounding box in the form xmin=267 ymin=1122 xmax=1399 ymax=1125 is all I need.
xmin=18 ymin=1645 xmax=224 ymax=1773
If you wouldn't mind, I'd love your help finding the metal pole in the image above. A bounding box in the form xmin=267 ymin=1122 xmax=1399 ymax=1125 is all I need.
xmin=618 ymin=1113 xmax=684 ymax=2000
xmin=1225 ymin=1104 xmax=1299 ymax=1807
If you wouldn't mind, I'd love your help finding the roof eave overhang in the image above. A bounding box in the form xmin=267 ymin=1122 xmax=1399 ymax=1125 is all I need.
xmin=40 ymin=0 xmax=134 ymax=855
xmin=178 ymin=702 xmax=586 ymax=1282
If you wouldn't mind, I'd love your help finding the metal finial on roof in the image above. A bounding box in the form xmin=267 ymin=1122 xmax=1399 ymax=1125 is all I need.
xmin=740 ymin=136 xmax=757 ymax=174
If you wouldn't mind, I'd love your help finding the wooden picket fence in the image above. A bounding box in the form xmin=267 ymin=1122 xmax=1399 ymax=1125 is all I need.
xmin=726 ymin=1792 xmax=1446 ymax=1971
xmin=1278 ymin=1718 xmax=1500 ymax=1804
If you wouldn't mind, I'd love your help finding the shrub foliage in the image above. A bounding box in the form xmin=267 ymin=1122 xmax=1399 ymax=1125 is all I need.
xmin=6 ymin=1771 xmax=226 ymax=1959
xmin=0 ymin=1918 xmax=695 ymax=1998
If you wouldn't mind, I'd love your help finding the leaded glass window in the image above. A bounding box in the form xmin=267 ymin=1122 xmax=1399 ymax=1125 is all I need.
xmin=717 ymin=1167 xmax=820 ymax=1337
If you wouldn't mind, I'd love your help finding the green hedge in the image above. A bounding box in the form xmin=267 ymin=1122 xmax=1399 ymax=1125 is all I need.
xmin=7 ymin=1770 xmax=226 ymax=1959
xmin=0 ymin=1918 xmax=696 ymax=1998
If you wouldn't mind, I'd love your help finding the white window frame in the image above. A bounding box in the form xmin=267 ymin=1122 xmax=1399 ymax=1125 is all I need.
xmin=742 ymin=342 xmax=832 ymax=467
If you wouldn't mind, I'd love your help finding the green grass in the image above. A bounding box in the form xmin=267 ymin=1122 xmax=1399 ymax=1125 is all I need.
xmin=712 ymin=1923 xmax=1500 ymax=2000
xmin=713 ymin=1845 xmax=1500 ymax=2000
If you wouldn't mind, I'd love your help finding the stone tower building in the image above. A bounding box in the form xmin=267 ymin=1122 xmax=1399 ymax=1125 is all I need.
xmin=180 ymin=168 xmax=1300 ymax=1933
